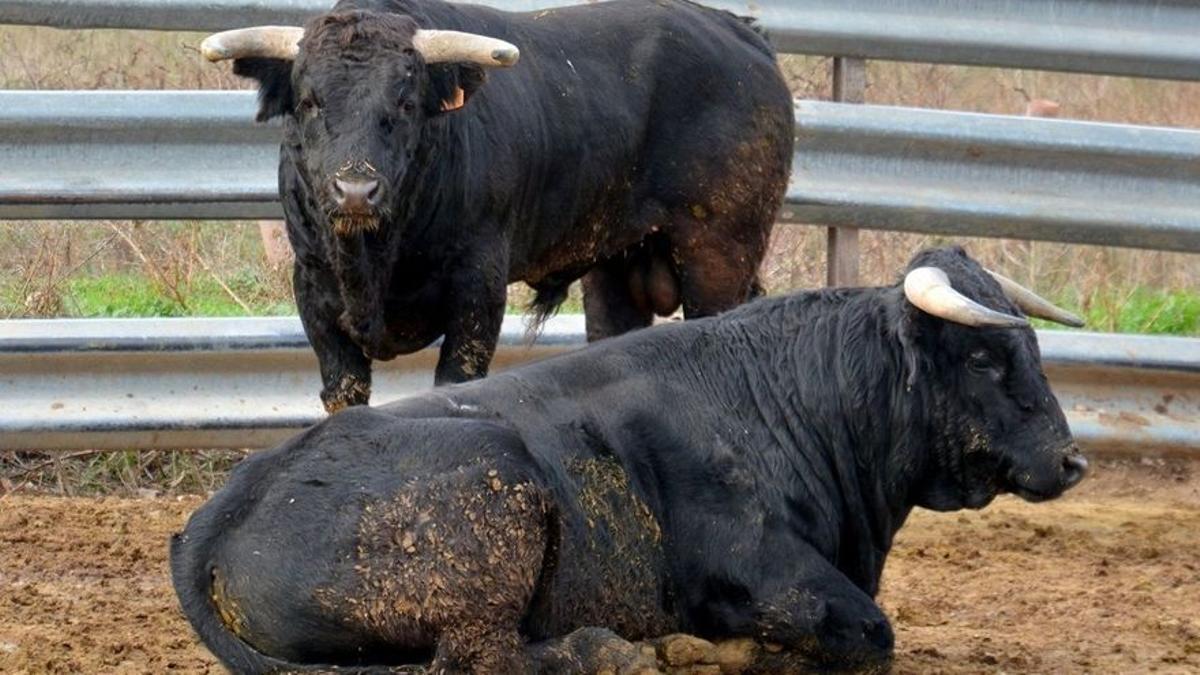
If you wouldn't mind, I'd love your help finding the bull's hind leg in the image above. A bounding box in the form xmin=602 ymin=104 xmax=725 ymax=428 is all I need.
xmin=664 ymin=210 xmax=770 ymax=319
xmin=327 ymin=465 xmax=551 ymax=674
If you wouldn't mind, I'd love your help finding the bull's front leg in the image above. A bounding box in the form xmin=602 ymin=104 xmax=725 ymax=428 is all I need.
xmin=293 ymin=261 xmax=372 ymax=413
xmin=743 ymin=545 xmax=894 ymax=672
xmin=435 ymin=243 xmax=509 ymax=385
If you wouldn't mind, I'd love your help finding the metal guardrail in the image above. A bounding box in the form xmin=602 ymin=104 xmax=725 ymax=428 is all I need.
xmin=0 ymin=315 xmax=582 ymax=450
xmin=5 ymin=0 xmax=1200 ymax=81
xmin=0 ymin=91 xmax=282 ymax=220
xmin=1 ymin=316 xmax=1196 ymax=456
xmin=785 ymin=101 xmax=1200 ymax=253
xmin=5 ymin=91 xmax=1200 ymax=253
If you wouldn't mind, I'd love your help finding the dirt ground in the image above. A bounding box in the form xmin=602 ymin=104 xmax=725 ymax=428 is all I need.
xmin=0 ymin=458 xmax=1197 ymax=674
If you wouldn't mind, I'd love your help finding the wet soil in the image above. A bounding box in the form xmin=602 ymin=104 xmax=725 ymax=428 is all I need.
xmin=0 ymin=459 xmax=1196 ymax=674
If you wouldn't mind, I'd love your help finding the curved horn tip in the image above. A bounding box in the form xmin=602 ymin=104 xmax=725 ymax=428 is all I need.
xmin=985 ymin=269 xmax=1086 ymax=328
xmin=492 ymin=47 xmax=520 ymax=66
xmin=1055 ymin=313 xmax=1086 ymax=329
xmin=199 ymin=38 xmax=230 ymax=62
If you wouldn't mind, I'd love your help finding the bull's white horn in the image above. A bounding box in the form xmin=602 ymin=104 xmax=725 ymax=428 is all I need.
xmin=200 ymin=26 xmax=304 ymax=62
xmin=986 ymin=269 xmax=1085 ymax=328
xmin=903 ymin=267 xmax=1029 ymax=328
xmin=412 ymin=29 xmax=519 ymax=67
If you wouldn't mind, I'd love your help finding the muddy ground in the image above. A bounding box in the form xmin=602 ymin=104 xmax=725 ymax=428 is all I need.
xmin=1 ymin=458 xmax=1197 ymax=674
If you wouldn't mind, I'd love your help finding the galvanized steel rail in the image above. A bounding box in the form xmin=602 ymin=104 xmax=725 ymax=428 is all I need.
xmin=1 ymin=316 xmax=1196 ymax=455
xmin=5 ymin=90 xmax=1200 ymax=253
xmin=785 ymin=101 xmax=1200 ymax=253
xmin=0 ymin=91 xmax=282 ymax=220
xmin=6 ymin=0 xmax=1200 ymax=81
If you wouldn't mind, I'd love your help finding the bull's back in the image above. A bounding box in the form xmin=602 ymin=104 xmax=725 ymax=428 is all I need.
xmin=378 ymin=0 xmax=790 ymax=275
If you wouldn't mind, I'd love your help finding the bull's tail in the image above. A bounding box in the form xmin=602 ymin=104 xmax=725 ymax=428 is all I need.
xmin=170 ymin=526 xmax=395 ymax=674
xmin=525 ymin=277 xmax=572 ymax=340
xmin=170 ymin=530 xmax=307 ymax=674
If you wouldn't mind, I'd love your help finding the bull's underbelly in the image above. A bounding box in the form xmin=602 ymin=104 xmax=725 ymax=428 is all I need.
xmin=512 ymin=200 xmax=652 ymax=287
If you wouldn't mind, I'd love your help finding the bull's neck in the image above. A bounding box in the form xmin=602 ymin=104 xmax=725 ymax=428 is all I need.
xmin=327 ymin=118 xmax=462 ymax=318
xmin=708 ymin=289 xmax=931 ymax=587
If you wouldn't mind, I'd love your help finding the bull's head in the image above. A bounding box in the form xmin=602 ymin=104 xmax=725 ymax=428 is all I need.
xmin=897 ymin=247 xmax=1088 ymax=510
xmin=201 ymin=12 xmax=519 ymax=236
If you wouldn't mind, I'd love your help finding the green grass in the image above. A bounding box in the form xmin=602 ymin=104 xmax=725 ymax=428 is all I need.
xmin=68 ymin=273 xmax=296 ymax=318
xmin=5 ymin=271 xmax=1197 ymax=336
xmin=41 ymin=273 xmax=293 ymax=318
xmin=1080 ymin=288 xmax=1200 ymax=336
xmin=1 ymin=449 xmax=247 ymax=497
xmin=1025 ymin=288 xmax=1199 ymax=336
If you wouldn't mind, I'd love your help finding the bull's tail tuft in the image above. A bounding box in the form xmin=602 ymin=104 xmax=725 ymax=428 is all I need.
xmin=170 ymin=530 xmax=289 ymax=674
xmin=525 ymin=280 xmax=571 ymax=341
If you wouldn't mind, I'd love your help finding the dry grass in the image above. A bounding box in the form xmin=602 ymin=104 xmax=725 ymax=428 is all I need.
xmin=0 ymin=449 xmax=248 ymax=497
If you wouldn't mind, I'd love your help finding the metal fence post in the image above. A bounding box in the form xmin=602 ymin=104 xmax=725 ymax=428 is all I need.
xmin=826 ymin=56 xmax=866 ymax=287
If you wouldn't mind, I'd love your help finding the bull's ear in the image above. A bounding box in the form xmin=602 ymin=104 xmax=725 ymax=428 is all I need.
xmin=424 ymin=63 xmax=487 ymax=115
xmin=232 ymin=57 xmax=296 ymax=122
xmin=897 ymin=302 xmax=936 ymax=389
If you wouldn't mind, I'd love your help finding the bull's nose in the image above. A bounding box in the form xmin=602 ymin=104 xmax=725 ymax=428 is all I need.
xmin=332 ymin=178 xmax=381 ymax=214
xmin=1062 ymin=451 xmax=1089 ymax=488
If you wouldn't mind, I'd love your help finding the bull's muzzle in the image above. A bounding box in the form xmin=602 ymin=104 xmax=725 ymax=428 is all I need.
xmin=333 ymin=177 xmax=382 ymax=215
xmin=329 ymin=172 xmax=383 ymax=236
xmin=1008 ymin=445 xmax=1088 ymax=502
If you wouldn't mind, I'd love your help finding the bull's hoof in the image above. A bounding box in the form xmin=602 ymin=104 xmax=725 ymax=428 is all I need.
xmin=530 ymin=626 xmax=661 ymax=675
xmin=644 ymin=635 xmax=758 ymax=675
xmin=321 ymin=375 xmax=371 ymax=414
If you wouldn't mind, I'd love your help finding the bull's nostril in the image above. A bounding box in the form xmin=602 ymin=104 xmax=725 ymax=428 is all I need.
xmin=1062 ymin=452 xmax=1089 ymax=485
xmin=333 ymin=178 xmax=379 ymax=214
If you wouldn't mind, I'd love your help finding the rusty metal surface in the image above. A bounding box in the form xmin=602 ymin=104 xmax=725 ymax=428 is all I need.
xmin=0 ymin=317 xmax=1196 ymax=454
xmin=1039 ymin=332 xmax=1200 ymax=457
xmin=5 ymin=0 xmax=1200 ymax=81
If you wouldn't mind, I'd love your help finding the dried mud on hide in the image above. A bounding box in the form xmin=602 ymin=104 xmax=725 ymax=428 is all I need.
xmin=0 ymin=459 xmax=1197 ymax=674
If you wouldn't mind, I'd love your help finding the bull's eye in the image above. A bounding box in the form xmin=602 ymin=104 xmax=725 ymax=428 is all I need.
xmin=967 ymin=350 xmax=996 ymax=374
xmin=400 ymin=100 xmax=415 ymax=114
xmin=297 ymin=97 xmax=320 ymax=117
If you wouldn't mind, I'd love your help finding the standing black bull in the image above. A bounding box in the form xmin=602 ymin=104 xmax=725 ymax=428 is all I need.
xmin=200 ymin=0 xmax=793 ymax=412
xmin=172 ymin=247 xmax=1088 ymax=673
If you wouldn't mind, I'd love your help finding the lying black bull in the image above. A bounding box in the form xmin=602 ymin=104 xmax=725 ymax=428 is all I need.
xmin=172 ymin=247 xmax=1088 ymax=673
xmin=201 ymin=0 xmax=793 ymax=412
